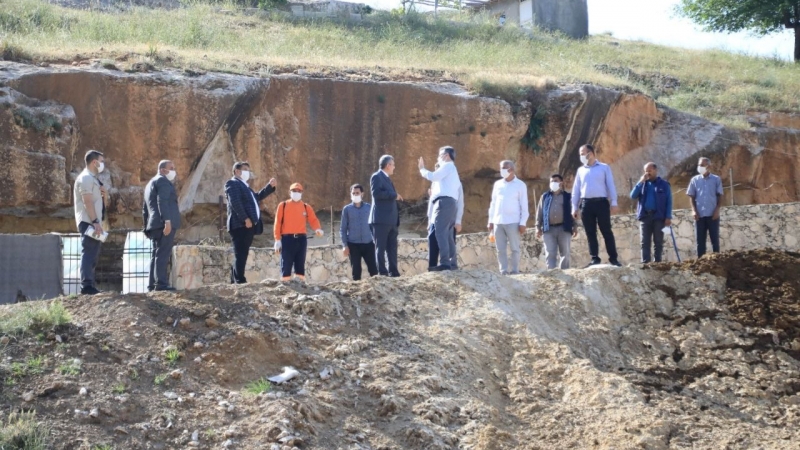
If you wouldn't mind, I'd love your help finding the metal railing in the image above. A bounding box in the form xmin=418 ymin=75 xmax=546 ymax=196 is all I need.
xmin=60 ymin=230 xmax=153 ymax=295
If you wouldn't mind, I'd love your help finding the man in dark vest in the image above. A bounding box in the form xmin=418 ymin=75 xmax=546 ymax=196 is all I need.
xmin=536 ymin=174 xmax=577 ymax=269
xmin=630 ymin=162 xmax=673 ymax=263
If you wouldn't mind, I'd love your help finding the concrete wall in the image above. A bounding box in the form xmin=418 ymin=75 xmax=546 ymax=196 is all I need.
xmin=0 ymin=234 xmax=62 ymax=304
xmin=488 ymin=0 xmax=521 ymax=25
xmin=485 ymin=0 xmax=588 ymax=38
xmin=171 ymin=202 xmax=800 ymax=288
xmin=532 ymin=0 xmax=588 ymax=38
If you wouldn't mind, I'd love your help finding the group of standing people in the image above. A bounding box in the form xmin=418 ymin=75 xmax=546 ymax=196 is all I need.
xmin=70 ymin=143 xmax=726 ymax=294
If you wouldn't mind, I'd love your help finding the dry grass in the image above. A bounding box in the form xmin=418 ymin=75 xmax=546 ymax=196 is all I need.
xmin=1 ymin=0 xmax=798 ymax=125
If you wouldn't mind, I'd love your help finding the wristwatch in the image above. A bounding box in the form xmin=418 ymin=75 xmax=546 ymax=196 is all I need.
xmin=92 ymin=219 xmax=100 ymax=224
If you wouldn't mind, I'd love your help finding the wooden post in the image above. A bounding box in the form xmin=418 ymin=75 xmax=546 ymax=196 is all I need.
xmin=330 ymin=206 xmax=334 ymax=246
xmin=218 ymin=195 xmax=224 ymax=241
xmin=729 ymin=168 xmax=735 ymax=206
xmin=628 ymin=178 xmax=634 ymax=213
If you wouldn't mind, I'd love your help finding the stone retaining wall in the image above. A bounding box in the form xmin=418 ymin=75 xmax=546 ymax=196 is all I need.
xmin=171 ymin=202 xmax=800 ymax=288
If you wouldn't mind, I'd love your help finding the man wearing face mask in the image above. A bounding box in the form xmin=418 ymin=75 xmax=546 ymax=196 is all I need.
xmin=225 ymin=161 xmax=277 ymax=284
xmin=487 ymin=160 xmax=529 ymax=275
xmin=370 ymin=155 xmax=403 ymax=277
xmin=419 ymin=146 xmax=461 ymax=271
xmin=536 ymin=174 xmax=577 ymax=269
xmin=630 ymin=162 xmax=672 ymax=263
xmin=273 ymin=183 xmax=324 ymax=282
xmin=143 ymin=160 xmax=181 ymax=291
xmin=571 ymin=144 xmax=622 ymax=267
xmin=73 ymin=150 xmax=107 ymax=295
xmin=687 ymin=157 xmax=723 ymax=258
xmin=340 ymin=184 xmax=378 ymax=281
xmin=426 ymin=176 xmax=464 ymax=271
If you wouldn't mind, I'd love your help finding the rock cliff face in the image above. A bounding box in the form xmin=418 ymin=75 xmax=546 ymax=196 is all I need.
xmin=1 ymin=61 xmax=798 ymax=238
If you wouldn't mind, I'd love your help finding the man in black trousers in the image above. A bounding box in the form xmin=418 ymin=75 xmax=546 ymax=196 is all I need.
xmin=225 ymin=161 xmax=276 ymax=284
xmin=369 ymin=155 xmax=403 ymax=277
xmin=571 ymin=144 xmax=622 ymax=267
xmin=340 ymin=184 xmax=379 ymax=281
xmin=143 ymin=160 xmax=181 ymax=291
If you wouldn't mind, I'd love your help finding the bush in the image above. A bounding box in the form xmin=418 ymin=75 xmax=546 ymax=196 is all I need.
xmin=0 ymin=300 xmax=71 ymax=336
xmin=0 ymin=412 xmax=49 ymax=450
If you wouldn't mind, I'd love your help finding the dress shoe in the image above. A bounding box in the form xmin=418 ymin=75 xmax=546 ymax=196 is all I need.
xmin=609 ymin=260 xmax=623 ymax=267
xmin=154 ymin=286 xmax=177 ymax=291
xmin=583 ymin=259 xmax=602 ymax=268
xmin=80 ymin=286 xmax=101 ymax=295
xmin=429 ymin=265 xmax=451 ymax=272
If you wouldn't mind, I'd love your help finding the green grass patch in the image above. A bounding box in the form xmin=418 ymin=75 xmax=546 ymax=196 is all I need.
xmin=0 ymin=411 xmax=49 ymax=450
xmin=153 ymin=373 xmax=168 ymax=385
xmin=112 ymin=383 xmax=126 ymax=394
xmin=0 ymin=299 xmax=71 ymax=336
xmin=0 ymin=0 xmax=797 ymax=121
xmin=244 ymin=377 xmax=272 ymax=396
xmin=164 ymin=348 xmax=180 ymax=365
xmin=91 ymin=445 xmax=113 ymax=450
xmin=58 ymin=359 xmax=81 ymax=376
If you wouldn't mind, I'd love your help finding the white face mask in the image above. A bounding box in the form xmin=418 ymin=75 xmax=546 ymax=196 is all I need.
xmin=550 ymin=181 xmax=561 ymax=192
xmin=290 ymin=192 xmax=302 ymax=202
xmin=500 ymin=168 xmax=510 ymax=178
xmin=166 ymin=170 xmax=176 ymax=181
xmin=697 ymin=166 xmax=707 ymax=175
xmin=579 ymin=154 xmax=589 ymax=165
xmin=351 ymin=194 xmax=362 ymax=203
xmin=240 ymin=170 xmax=251 ymax=182
xmin=97 ymin=162 xmax=105 ymax=173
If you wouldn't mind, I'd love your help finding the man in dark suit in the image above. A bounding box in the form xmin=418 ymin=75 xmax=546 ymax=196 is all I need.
xmin=143 ymin=160 xmax=181 ymax=291
xmin=225 ymin=161 xmax=277 ymax=284
xmin=369 ymin=155 xmax=403 ymax=277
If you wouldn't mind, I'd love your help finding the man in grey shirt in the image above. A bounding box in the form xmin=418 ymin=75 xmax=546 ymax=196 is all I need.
xmin=73 ymin=150 xmax=107 ymax=295
xmin=341 ymin=184 xmax=378 ymax=281
xmin=687 ymin=157 xmax=724 ymax=257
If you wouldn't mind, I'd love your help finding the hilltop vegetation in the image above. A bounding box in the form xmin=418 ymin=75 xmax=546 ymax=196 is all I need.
xmin=0 ymin=0 xmax=798 ymax=126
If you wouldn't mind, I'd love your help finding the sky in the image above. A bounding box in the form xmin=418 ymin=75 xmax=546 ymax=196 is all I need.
xmin=362 ymin=0 xmax=795 ymax=60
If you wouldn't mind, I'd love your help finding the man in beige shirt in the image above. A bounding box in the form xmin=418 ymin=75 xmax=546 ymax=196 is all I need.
xmin=73 ymin=150 xmax=107 ymax=295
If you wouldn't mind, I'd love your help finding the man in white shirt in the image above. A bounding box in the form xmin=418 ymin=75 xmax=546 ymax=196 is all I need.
xmin=419 ymin=146 xmax=461 ymax=271
xmin=487 ymin=160 xmax=529 ymax=275
xmin=426 ymin=176 xmax=464 ymax=270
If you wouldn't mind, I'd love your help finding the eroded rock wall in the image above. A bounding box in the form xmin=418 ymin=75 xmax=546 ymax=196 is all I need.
xmin=1 ymin=62 xmax=799 ymax=239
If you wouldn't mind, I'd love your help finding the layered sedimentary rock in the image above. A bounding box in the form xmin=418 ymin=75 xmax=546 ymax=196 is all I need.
xmin=1 ymin=61 xmax=799 ymax=237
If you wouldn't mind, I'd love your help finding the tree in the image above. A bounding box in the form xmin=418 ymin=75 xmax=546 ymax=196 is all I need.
xmin=677 ymin=0 xmax=800 ymax=62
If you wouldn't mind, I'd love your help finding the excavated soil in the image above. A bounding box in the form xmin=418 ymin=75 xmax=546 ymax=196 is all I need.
xmin=656 ymin=249 xmax=800 ymax=344
xmin=2 ymin=250 xmax=800 ymax=449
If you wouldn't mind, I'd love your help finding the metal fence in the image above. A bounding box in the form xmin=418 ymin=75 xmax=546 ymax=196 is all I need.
xmin=60 ymin=230 xmax=153 ymax=295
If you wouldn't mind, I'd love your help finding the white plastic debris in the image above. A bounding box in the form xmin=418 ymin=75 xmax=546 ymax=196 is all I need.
xmin=164 ymin=391 xmax=179 ymax=400
xmin=191 ymin=430 xmax=199 ymax=442
xmin=319 ymin=367 xmax=331 ymax=380
xmin=268 ymin=366 xmax=300 ymax=384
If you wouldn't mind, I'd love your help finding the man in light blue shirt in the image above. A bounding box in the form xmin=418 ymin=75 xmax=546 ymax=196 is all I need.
xmin=687 ymin=157 xmax=724 ymax=257
xmin=571 ymin=144 xmax=621 ymax=267
xmin=419 ymin=146 xmax=461 ymax=271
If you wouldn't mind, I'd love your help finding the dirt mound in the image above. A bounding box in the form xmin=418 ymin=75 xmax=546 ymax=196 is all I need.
xmin=2 ymin=251 xmax=800 ymax=449
xmin=659 ymin=249 xmax=800 ymax=344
